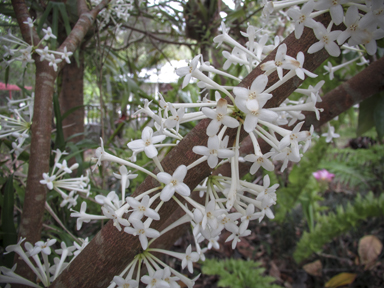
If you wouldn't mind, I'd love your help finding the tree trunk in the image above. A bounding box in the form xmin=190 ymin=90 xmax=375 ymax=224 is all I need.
xmin=10 ymin=0 xmax=110 ymax=285
xmin=59 ymin=50 xmax=85 ymax=144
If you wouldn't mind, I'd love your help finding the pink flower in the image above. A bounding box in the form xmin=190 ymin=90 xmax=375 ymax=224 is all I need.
xmin=313 ymin=169 xmax=335 ymax=182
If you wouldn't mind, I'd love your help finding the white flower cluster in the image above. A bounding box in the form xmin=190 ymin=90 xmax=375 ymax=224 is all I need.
xmin=0 ymin=18 xmax=72 ymax=71
xmin=262 ymin=0 xmax=383 ymax=141
xmin=0 ymin=94 xmax=34 ymax=157
xmin=66 ymin=19 xmax=330 ymax=287
xmin=3 ymin=1 xmax=384 ymax=288
xmin=39 ymin=149 xmax=90 ymax=209
xmin=0 ymin=237 xmax=88 ymax=287
xmin=91 ymin=0 xmax=135 ymax=29
xmin=264 ymin=0 xmax=383 ymax=61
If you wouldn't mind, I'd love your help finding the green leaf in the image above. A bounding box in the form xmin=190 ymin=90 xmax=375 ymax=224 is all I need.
xmin=66 ymin=142 xmax=84 ymax=176
xmin=58 ymin=3 xmax=72 ymax=37
xmin=357 ymin=93 xmax=381 ymax=136
xmin=202 ymin=258 xmax=281 ymax=288
xmin=37 ymin=2 xmax=53 ymax=34
xmin=61 ymin=105 xmax=85 ymax=120
xmin=51 ymin=4 xmax=59 ymax=49
xmin=1 ymin=175 xmax=17 ymax=268
xmin=373 ymin=93 xmax=384 ymax=139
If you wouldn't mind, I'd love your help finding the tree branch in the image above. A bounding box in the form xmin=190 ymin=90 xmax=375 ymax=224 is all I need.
xmin=116 ymin=23 xmax=196 ymax=48
xmin=10 ymin=0 xmax=110 ymax=284
xmin=50 ymin=13 xmax=338 ymax=288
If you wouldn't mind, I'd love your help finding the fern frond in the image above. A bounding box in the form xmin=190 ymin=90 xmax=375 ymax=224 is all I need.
xmin=293 ymin=192 xmax=384 ymax=263
xmin=202 ymin=258 xmax=282 ymax=288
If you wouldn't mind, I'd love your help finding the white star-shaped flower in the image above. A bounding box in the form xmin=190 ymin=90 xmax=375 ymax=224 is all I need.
xmin=202 ymin=98 xmax=239 ymax=136
xmin=127 ymin=126 xmax=166 ymax=159
xmin=157 ymin=165 xmax=190 ymax=202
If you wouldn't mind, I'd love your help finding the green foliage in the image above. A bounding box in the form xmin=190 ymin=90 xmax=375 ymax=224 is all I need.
xmin=273 ymin=138 xmax=329 ymax=222
xmin=0 ymin=175 xmax=17 ymax=268
xmin=294 ymin=191 xmax=384 ymax=263
xmin=202 ymin=258 xmax=282 ymax=288
xmin=321 ymin=144 xmax=384 ymax=190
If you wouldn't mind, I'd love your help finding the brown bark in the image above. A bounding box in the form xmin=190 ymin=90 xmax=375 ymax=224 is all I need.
xmin=50 ymin=13 xmax=339 ymax=288
xmin=59 ymin=51 xmax=85 ymax=144
xmin=11 ymin=0 xmax=110 ymax=284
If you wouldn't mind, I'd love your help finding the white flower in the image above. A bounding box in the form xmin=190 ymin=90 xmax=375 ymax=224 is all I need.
xmin=176 ymin=55 xmax=200 ymax=89
xmin=112 ymin=276 xmax=138 ymax=288
xmin=113 ymin=166 xmax=138 ymax=188
xmin=322 ymin=123 xmax=340 ymax=143
xmin=29 ymin=239 xmax=57 ymax=256
xmin=141 ymin=269 xmax=170 ymax=288
xmin=73 ymin=237 xmax=89 ymax=257
xmin=164 ymin=104 xmax=184 ymax=132
xmin=217 ymin=212 xmax=241 ymax=232
xmin=35 ymin=46 xmax=51 ymax=62
xmin=19 ymin=46 xmax=34 ymax=67
xmin=337 ymin=6 xmax=362 ymax=45
xmin=234 ymin=74 xmax=277 ymax=132
xmin=244 ymin=152 xmax=274 ymax=174
xmin=192 ymin=135 xmax=235 ymax=168
xmin=240 ymin=204 xmax=263 ymax=231
xmin=278 ymin=121 xmax=307 ymax=157
xmin=287 ymin=0 xmax=317 ymax=39
xmin=222 ymin=48 xmax=249 ymax=70
xmin=124 ymin=219 xmax=160 ymax=250
xmin=260 ymin=43 xmax=289 ymax=80
xmin=127 ymin=126 xmax=166 ymax=159
xmin=49 ymin=56 xmax=62 ymax=71
xmin=349 ymin=26 xmax=384 ymax=56
xmin=61 ymin=46 xmax=73 ymax=64
xmin=162 ymin=267 xmax=180 ymax=288
xmin=308 ymin=23 xmax=341 ymax=57
xmin=315 ymin=0 xmax=348 ymax=25
xmin=225 ymin=223 xmax=251 ymax=249
xmin=127 ymin=195 xmax=160 ymax=221
xmin=202 ymin=98 xmax=239 ymax=136
xmin=201 ymin=199 xmax=225 ymax=230
xmin=359 ymin=0 xmax=384 ymax=29
xmin=70 ymin=202 xmax=92 ymax=230
xmin=23 ymin=17 xmax=35 ymax=28
xmin=59 ymin=191 xmax=78 ymax=208
xmin=256 ymin=198 xmax=275 ymax=222
xmin=272 ymin=145 xmax=301 ymax=172
xmin=42 ymin=27 xmax=57 ymax=41
xmin=181 ymin=245 xmax=199 ymax=273
xmin=55 ymin=160 xmax=72 ymax=174
xmin=40 ymin=173 xmax=56 ymax=190
xmin=157 ymin=165 xmax=190 ymax=202
xmin=287 ymin=52 xmax=318 ymax=80
xmin=256 ymin=175 xmax=279 ymax=206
